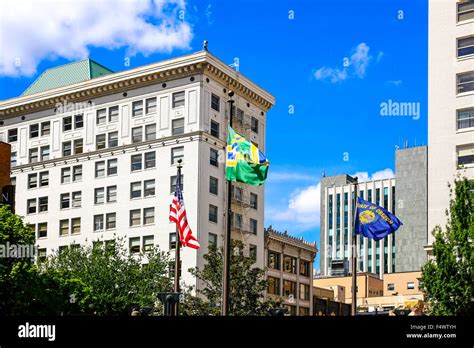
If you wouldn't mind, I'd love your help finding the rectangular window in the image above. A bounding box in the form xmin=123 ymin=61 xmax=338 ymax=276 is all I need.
xmin=210 ymin=120 xmax=219 ymax=138
xmin=172 ymin=91 xmax=185 ymax=108
xmin=28 ymin=173 xmax=38 ymax=189
xmin=132 ymin=101 xmax=143 ymax=117
xmin=61 ymin=167 xmax=71 ymax=183
xmin=38 ymin=197 xmax=48 ymax=212
xmin=172 ymin=118 xmax=184 ymax=135
xmin=108 ymin=106 xmax=119 ymax=122
xmin=131 ymin=154 xmax=142 ymax=171
xmin=283 ymin=255 xmax=297 ymax=274
xmin=27 ymin=199 xmax=37 ymax=214
xmin=62 ymin=141 xmax=72 ymax=156
xmin=40 ymin=146 xmax=50 ymax=161
xmin=130 ymin=209 xmax=141 ymax=227
xmin=457 ymin=144 xmax=474 ymax=167
xmin=11 ymin=152 xmax=17 ymax=167
xmin=145 ymin=124 xmax=156 ymax=141
xmin=210 ymin=148 xmax=219 ymax=167
xmin=144 ymin=151 xmax=156 ymax=169
xmin=74 ymin=139 xmax=83 ymax=154
xmin=458 ymin=36 xmax=474 ymax=58
xmin=106 ymin=213 xmax=116 ymax=230
xmin=37 ymin=223 xmax=47 ymax=239
xmin=209 ymin=176 xmax=218 ymax=195
xmin=63 ymin=116 xmax=72 ymax=131
xmin=8 ymin=129 xmax=18 ymax=142
xmin=171 ymin=146 xmax=184 ymax=165
xmin=458 ymin=108 xmax=474 ymax=129
xmin=95 ymin=188 xmax=105 ymax=204
xmin=72 ymin=191 xmax=81 ymax=208
xmin=132 ymin=127 xmax=143 ymax=143
xmin=267 ymin=277 xmax=280 ymax=295
xmin=251 ymin=117 xmax=259 ymax=133
xmin=29 ymin=148 xmax=39 ymax=163
xmin=300 ymin=260 xmax=310 ymax=277
xmin=299 ymin=283 xmax=310 ymax=301
xmin=209 ymin=204 xmax=218 ymax=223
xmin=170 ymin=175 xmax=183 ymax=193
xmin=30 ymin=124 xmax=39 ymax=138
xmin=41 ymin=121 xmax=51 ymax=136
xmin=169 ymin=233 xmax=177 ymax=249
xmin=94 ymin=215 xmax=104 ymax=231
xmin=107 ymin=186 xmax=117 ymax=202
xmin=97 ymin=109 xmax=107 ymax=125
xmin=250 ymin=218 xmax=257 ymax=234
xmin=108 ymin=132 xmax=118 ymax=148
xmin=73 ymin=165 xmax=82 ymax=181
xmin=457 ymin=71 xmax=474 ymax=94
xmin=96 ymin=134 xmax=106 ymax=150
xmin=268 ymin=251 xmax=281 ymax=270
xmin=250 ymin=193 xmax=258 ymax=209
xmin=146 ymin=97 xmax=157 ymax=114
xmin=407 ymin=282 xmax=415 ymax=290
xmin=95 ymin=161 xmax=105 ymax=178
xmin=74 ymin=114 xmax=84 ymax=129
xmin=144 ymin=179 xmax=155 ymax=197
xmin=143 ymin=207 xmax=155 ymax=225
xmin=387 ymin=283 xmax=395 ymax=291
xmin=283 ymin=280 xmax=297 ymax=298
xmin=232 ymin=212 xmax=242 ymax=228
xmin=107 ymin=159 xmax=118 ymax=176
xmin=60 ymin=193 xmax=70 ymax=209
xmin=130 ymin=182 xmax=142 ymax=199
xmin=38 ymin=171 xmax=48 ymax=187
xmin=249 ymin=244 xmax=257 ymax=259
xmin=209 ymin=233 xmax=217 ymax=247
xmin=71 ymin=218 xmax=80 ymax=234
xmin=143 ymin=235 xmax=154 ymax=252
xmin=211 ymin=94 xmax=220 ymax=111
xmin=59 ymin=219 xmax=69 ymax=236
xmin=458 ymin=1 xmax=474 ymax=22
xmin=233 ymin=186 xmax=243 ymax=201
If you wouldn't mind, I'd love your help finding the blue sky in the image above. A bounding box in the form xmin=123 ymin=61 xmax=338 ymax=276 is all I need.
xmin=0 ymin=0 xmax=428 ymax=270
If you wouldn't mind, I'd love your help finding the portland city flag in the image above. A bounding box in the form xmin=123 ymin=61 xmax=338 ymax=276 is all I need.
xmin=225 ymin=126 xmax=269 ymax=186
xmin=354 ymin=197 xmax=402 ymax=241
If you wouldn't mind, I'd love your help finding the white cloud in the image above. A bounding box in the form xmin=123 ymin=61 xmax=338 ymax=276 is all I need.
xmin=352 ymin=168 xmax=394 ymax=182
xmin=387 ymin=80 xmax=403 ymax=86
xmin=269 ymin=171 xmax=317 ymax=182
xmin=314 ymin=42 xmax=381 ymax=83
xmin=0 ymin=0 xmax=193 ymax=77
xmin=205 ymin=4 xmax=214 ymax=25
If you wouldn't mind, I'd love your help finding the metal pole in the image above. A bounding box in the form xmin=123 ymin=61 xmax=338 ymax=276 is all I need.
xmin=222 ymin=97 xmax=234 ymax=316
xmin=351 ymin=177 xmax=359 ymax=316
xmin=174 ymin=160 xmax=182 ymax=314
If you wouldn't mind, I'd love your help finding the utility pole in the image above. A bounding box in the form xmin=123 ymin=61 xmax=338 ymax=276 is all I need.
xmin=351 ymin=176 xmax=359 ymax=316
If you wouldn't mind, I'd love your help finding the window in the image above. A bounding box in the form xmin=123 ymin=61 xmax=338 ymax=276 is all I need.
xmin=250 ymin=218 xmax=257 ymax=234
xmin=458 ymin=36 xmax=474 ymax=58
xmin=95 ymin=188 xmax=105 ymax=204
xmin=37 ymin=248 xmax=47 ymax=262
xmin=107 ymin=159 xmax=118 ymax=176
xmin=458 ymin=108 xmax=474 ymax=129
xmin=299 ymin=307 xmax=310 ymax=316
xmin=236 ymin=107 xmax=244 ymax=121
xmin=171 ymin=146 xmax=184 ymax=165
xmin=94 ymin=215 xmax=104 ymax=231
xmin=143 ymin=236 xmax=154 ymax=252
xmin=250 ymin=193 xmax=258 ymax=209
xmin=62 ymin=141 xmax=72 ymax=156
xmin=457 ymin=144 xmax=474 ymax=166
xmin=144 ymin=180 xmax=155 ymax=197
xmin=63 ymin=116 xmax=72 ymax=131
xmin=107 ymin=186 xmax=117 ymax=203
xmin=458 ymin=1 xmax=474 ymax=22
xmin=132 ymin=101 xmax=143 ymax=117
xmin=97 ymin=109 xmax=106 ymax=125
xmin=169 ymin=233 xmax=177 ymax=249
xmin=41 ymin=122 xmax=50 ymax=136
xmin=60 ymin=193 xmax=70 ymax=209
xmin=73 ymin=165 xmax=82 ymax=181
xmin=95 ymin=161 xmax=105 ymax=178
xmin=59 ymin=220 xmax=69 ymax=236
xmin=209 ymin=233 xmax=217 ymax=247
xmin=232 ymin=212 xmax=242 ymax=228
xmin=387 ymin=283 xmax=395 ymax=291
xmin=210 ymin=120 xmax=219 ymax=138
xmin=38 ymin=197 xmax=48 ymax=212
xmin=132 ymin=127 xmax=143 ymax=143
xmin=209 ymin=176 xmax=218 ymax=195
xmin=109 ymin=106 xmax=119 ymax=122
xmin=172 ymin=118 xmax=184 ymax=135
xmin=283 ymin=255 xmax=297 ymax=274
xmin=145 ymin=124 xmax=156 ymax=141
xmin=130 ymin=237 xmax=140 ymax=253
xmin=143 ymin=207 xmax=155 ymax=225
xmin=251 ymin=117 xmax=259 ymax=133
xmin=267 ymin=276 xmax=280 ymax=295
xmin=61 ymin=168 xmax=71 ymax=183
xmin=74 ymin=114 xmax=83 ymax=129
xmin=30 ymin=124 xmax=39 ymax=138
xmin=28 ymin=174 xmax=38 ymax=189
xmin=299 ymin=283 xmax=310 ymax=301
xmin=146 ymin=98 xmax=157 ymax=114
xmin=300 ymin=259 xmax=310 ymax=277
xmin=172 ymin=91 xmax=185 ymax=108
xmin=11 ymin=152 xmax=17 ymax=167
xmin=210 ymin=148 xmax=219 ymax=167
xmin=27 ymin=199 xmax=37 ymax=214
xmin=38 ymin=223 xmax=47 ymax=239
xmin=211 ymin=94 xmax=220 ymax=111
xmin=249 ymin=244 xmax=257 ymax=259
xmin=96 ymin=134 xmax=106 ymax=150
xmin=144 ymin=151 xmax=155 ymax=169
xmin=130 ymin=182 xmax=142 ymax=199
xmin=457 ymin=71 xmax=474 ymax=94
xmin=209 ymin=204 xmax=218 ymax=223
xmin=29 ymin=148 xmax=39 ymax=163
xmin=40 ymin=146 xmax=50 ymax=161
xmin=106 ymin=213 xmax=116 ymax=230
xmin=283 ymin=280 xmax=297 ymax=298
xmin=8 ymin=129 xmax=18 ymax=142
xmin=72 ymin=191 xmax=81 ymax=207
xmin=131 ymin=155 xmax=142 ymax=171
xmin=170 ymin=175 xmax=183 ymax=193
xmin=407 ymin=282 xmax=415 ymax=290
xmin=268 ymin=251 xmax=281 ymax=270
xmin=130 ymin=209 xmax=141 ymax=227
xmin=108 ymin=131 xmax=118 ymax=148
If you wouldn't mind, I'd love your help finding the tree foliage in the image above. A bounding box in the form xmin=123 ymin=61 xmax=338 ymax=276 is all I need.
xmin=421 ymin=178 xmax=474 ymax=315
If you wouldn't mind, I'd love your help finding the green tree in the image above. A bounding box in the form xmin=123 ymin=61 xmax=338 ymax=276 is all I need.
xmin=186 ymin=240 xmax=276 ymax=316
xmin=421 ymin=178 xmax=474 ymax=315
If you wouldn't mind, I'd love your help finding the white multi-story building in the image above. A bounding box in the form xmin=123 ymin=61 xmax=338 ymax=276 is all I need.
xmin=427 ymin=0 xmax=474 ymax=253
xmin=0 ymin=51 xmax=275 ymax=289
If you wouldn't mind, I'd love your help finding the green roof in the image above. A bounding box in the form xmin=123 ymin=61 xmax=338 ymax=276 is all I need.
xmin=22 ymin=59 xmax=114 ymax=96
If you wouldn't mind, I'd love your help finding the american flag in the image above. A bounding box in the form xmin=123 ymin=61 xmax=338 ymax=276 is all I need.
xmin=169 ymin=170 xmax=200 ymax=249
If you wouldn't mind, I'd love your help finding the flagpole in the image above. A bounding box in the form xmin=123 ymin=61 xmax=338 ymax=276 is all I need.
xmin=351 ymin=177 xmax=359 ymax=316
xmin=222 ymin=93 xmax=235 ymax=316
xmin=174 ymin=159 xmax=183 ymax=314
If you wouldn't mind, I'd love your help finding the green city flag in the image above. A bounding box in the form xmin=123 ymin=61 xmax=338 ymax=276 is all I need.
xmin=225 ymin=126 xmax=269 ymax=186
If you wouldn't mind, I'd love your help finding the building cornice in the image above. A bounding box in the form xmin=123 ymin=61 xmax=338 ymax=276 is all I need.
xmin=0 ymin=51 xmax=275 ymax=120
xmin=265 ymin=228 xmax=318 ymax=255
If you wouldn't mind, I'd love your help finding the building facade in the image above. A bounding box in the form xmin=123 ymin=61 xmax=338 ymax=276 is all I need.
xmin=427 ymin=0 xmax=474 ymax=254
xmin=0 ymin=51 xmax=275 ymax=290
xmin=264 ymin=226 xmax=318 ymax=316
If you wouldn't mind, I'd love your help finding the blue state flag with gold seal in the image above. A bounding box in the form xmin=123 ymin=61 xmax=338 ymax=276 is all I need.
xmin=354 ymin=197 xmax=402 ymax=241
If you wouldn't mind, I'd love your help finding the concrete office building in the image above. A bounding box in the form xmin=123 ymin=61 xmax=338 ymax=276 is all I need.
xmin=427 ymin=0 xmax=474 ymax=255
xmin=0 ymin=51 xmax=275 ymax=289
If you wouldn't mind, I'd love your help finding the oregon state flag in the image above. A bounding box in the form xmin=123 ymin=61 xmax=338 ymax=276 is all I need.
xmin=225 ymin=126 xmax=269 ymax=186
xmin=355 ymin=197 xmax=402 ymax=241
